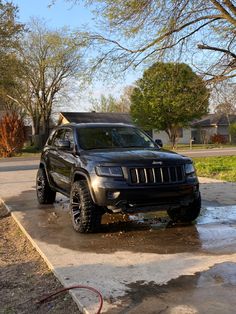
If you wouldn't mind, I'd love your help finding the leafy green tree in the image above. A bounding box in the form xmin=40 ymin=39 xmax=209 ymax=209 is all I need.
xmin=229 ymin=123 xmax=236 ymax=143
xmin=0 ymin=1 xmax=24 ymax=110
xmin=130 ymin=62 xmax=209 ymax=147
xmin=0 ymin=1 xmax=23 ymax=50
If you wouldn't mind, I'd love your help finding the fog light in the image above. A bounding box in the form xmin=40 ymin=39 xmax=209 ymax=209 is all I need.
xmin=107 ymin=191 xmax=120 ymax=200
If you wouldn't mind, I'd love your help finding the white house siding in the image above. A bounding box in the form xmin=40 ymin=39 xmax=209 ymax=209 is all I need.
xmin=217 ymin=125 xmax=229 ymax=136
xmin=153 ymin=129 xmax=192 ymax=145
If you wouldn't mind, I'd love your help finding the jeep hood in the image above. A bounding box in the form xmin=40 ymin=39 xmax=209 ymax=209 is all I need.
xmin=80 ymin=148 xmax=190 ymax=165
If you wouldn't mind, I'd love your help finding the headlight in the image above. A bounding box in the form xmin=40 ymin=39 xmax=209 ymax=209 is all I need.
xmin=185 ymin=163 xmax=195 ymax=175
xmin=95 ymin=166 xmax=123 ymax=177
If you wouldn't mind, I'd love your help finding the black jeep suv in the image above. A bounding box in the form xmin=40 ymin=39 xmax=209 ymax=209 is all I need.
xmin=36 ymin=123 xmax=201 ymax=233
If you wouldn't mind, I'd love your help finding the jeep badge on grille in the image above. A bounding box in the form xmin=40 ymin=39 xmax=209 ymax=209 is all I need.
xmin=152 ymin=161 xmax=163 ymax=165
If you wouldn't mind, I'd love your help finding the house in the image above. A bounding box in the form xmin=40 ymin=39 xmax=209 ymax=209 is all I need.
xmin=58 ymin=112 xmax=192 ymax=144
xmin=58 ymin=112 xmax=132 ymax=125
xmin=191 ymin=114 xmax=236 ymax=144
xmin=152 ymin=129 xmax=192 ymax=145
xmin=58 ymin=112 xmax=236 ymax=145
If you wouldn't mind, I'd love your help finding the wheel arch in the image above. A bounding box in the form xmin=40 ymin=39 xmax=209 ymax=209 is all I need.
xmin=38 ymin=161 xmax=55 ymax=190
xmin=39 ymin=161 xmax=45 ymax=169
xmin=72 ymin=171 xmax=96 ymax=203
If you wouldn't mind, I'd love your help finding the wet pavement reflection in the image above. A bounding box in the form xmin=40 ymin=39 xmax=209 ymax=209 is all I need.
xmin=7 ymin=188 xmax=236 ymax=255
xmin=108 ymin=262 xmax=236 ymax=314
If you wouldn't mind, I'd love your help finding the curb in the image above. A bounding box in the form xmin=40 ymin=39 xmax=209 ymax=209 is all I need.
xmin=0 ymin=198 xmax=90 ymax=314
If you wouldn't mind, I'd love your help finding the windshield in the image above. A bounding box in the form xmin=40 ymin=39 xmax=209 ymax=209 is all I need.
xmin=76 ymin=126 xmax=156 ymax=150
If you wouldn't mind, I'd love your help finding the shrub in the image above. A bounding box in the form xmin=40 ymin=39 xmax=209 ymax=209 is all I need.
xmin=229 ymin=123 xmax=236 ymax=138
xmin=210 ymin=134 xmax=227 ymax=144
xmin=0 ymin=112 xmax=25 ymax=157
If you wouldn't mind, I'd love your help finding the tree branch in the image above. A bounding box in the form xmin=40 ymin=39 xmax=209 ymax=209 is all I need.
xmin=134 ymin=17 xmax=221 ymax=67
xmin=90 ymin=14 xmax=223 ymax=54
xmin=223 ymin=0 xmax=236 ymax=16
xmin=197 ymin=43 xmax=236 ymax=59
xmin=210 ymin=0 xmax=236 ymax=26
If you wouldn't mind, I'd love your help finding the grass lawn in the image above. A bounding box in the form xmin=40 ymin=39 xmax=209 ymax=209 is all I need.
xmin=15 ymin=152 xmax=41 ymax=158
xmin=17 ymin=145 xmax=41 ymax=157
xmin=0 ymin=146 xmax=41 ymax=159
xmin=193 ymin=156 xmax=236 ymax=182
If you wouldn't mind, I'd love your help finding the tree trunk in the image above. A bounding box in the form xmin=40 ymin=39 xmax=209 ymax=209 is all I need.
xmin=41 ymin=113 xmax=50 ymax=146
xmin=226 ymin=114 xmax=232 ymax=144
xmin=31 ymin=116 xmax=41 ymax=147
xmin=165 ymin=127 xmax=178 ymax=149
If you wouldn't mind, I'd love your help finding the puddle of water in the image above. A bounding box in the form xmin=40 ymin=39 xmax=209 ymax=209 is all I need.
xmin=54 ymin=196 xmax=69 ymax=212
xmin=14 ymin=191 xmax=236 ymax=255
xmin=103 ymin=204 xmax=236 ymax=254
xmin=198 ymin=205 xmax=236 ymax=225
xmin=195 ymin=205 xmax=236 ymax=252
xmin=109 ymin=262 xmax=236 ymax=314
xmin=52 ymin=197 xmax=236 ymax=230
xmin=129 ymin=211 xmax=170 ymax=230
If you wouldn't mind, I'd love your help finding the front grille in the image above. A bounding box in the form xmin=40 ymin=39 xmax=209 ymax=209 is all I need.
xmin=129 ymin=166 xmax=184 ymax=185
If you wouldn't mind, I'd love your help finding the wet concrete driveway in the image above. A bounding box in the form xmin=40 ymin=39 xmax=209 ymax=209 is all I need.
xmin=1 ymin=158 xmax=236 ymax=313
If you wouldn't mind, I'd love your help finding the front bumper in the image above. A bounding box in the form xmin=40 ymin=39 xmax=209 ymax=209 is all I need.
xmin=90 ymin=174 xmax=199 ymax=212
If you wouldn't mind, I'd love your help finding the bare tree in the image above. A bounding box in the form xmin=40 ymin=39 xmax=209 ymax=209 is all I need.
xmin=90 ymin=85 xmax=133 ymax=113
xmin=68 ymin=0 xmax=236 ymax=82
xmin=118 ymin=86 xmax=134 ymax=113
xmin=213 ymin=82 xmax=236 ymax=142
xmin=8 ymin=19 xmax=87 ymax=142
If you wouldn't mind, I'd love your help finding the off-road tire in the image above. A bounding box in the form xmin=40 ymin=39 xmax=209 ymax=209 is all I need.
xmin=167 ymin=193 xmax=201 ymax=223
xmin=36 ymin=168 xmax=56 ymax=204
xmin=70 ymin=180 xmax=102 ymax=233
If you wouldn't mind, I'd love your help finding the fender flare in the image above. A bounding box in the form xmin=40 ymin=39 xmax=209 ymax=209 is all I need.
xmin=38 ymin=161 xmax=55 ymax=190
xmin=72 ymin=170 xmax=97 ymax=204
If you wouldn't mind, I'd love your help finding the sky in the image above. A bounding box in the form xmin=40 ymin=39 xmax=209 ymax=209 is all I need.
xmin=13 ymin=0 xmax=93 ymax=28
xmin=12 ymin=0 xmax=136 ymax=111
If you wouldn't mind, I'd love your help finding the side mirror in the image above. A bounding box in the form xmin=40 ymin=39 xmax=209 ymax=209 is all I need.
xmin=57 ymin=140 xmax=71 ymax=150
xmin=155 ymin=139 xmax=163 ymax=148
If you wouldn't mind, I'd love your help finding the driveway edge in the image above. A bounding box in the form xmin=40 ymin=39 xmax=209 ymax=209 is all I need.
xmin=0 ymin=198 xmax=90 ymax=314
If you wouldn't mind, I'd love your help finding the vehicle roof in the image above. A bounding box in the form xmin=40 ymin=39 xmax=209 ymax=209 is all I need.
xmin=57 ymin=122 xmax=136 ymax=129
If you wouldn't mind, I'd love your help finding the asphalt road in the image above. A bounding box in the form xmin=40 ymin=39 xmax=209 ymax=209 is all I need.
xmin=178 ymin=147 xmax=236 ymax=157
xmin=1 ymin=158 xmax=236 ymax=313
xmin=0 ymin=146 xmax=236 ymax=168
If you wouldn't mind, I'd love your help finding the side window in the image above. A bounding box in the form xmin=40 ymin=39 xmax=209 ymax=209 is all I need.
xmin=64 ymin=129 xmax=75 ymax=149
xmin=52 ymin=129 xmax=65 ymax=147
